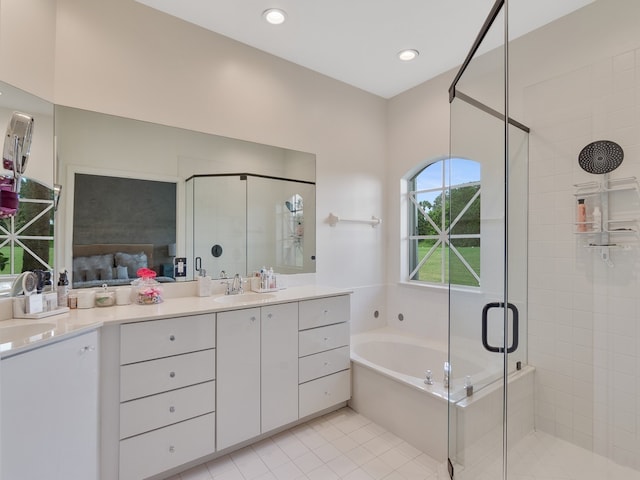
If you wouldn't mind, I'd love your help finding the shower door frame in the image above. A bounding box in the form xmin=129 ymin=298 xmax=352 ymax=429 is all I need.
xmin=447 ymin=0 xmax=530 ymax=479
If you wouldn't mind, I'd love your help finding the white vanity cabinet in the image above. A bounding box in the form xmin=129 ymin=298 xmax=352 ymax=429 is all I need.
xmin=216 ymin=307 xmax=261 ymax=450
xmin=118 ymin=314 xmax=216 ymax=480
xmin=298 ymin=295 xmax=351 ymax=418
xmin=98 ymin=289 xmax=351 ymax=479
xmin=216 ymin=302 xmax=299 ymax=449
xmin=1 ymin=330 xmax=99 ymax=480
xmin=261 ymin=302 xmax=299 ymax=432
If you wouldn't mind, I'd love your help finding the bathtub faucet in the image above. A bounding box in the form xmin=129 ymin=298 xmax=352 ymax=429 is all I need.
xmin=443 ymin=362 xmax=451 ymax=388
xmin=424 ymin=370 xmax=434 ymax=385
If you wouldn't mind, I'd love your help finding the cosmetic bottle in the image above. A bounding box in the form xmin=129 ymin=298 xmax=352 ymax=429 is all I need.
xmin=577 ymin=199 xmax=586 ymax=232
xmin=57 ymin=270 xmax=69 ymax=308
xmin=592 ymin=206 xmax=601 ymax=232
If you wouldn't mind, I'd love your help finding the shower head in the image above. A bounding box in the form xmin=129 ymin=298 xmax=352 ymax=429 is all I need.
xmin=578 ymin=140 xmax=623 ymax=174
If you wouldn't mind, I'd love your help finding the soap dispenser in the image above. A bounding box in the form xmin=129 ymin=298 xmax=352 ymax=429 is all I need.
xmin=197 ymin=268 xmax=212 ymax=297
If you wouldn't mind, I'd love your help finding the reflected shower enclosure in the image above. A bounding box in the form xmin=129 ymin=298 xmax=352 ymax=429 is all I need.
xmin=186 ymin=174 xmax=316 ymax=279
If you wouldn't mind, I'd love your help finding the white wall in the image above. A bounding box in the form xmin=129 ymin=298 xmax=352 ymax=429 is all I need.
xmin=0 ymin=0 xmax=55 ymax=102
xmin=385 ymin=71 xmax=454 ymax=340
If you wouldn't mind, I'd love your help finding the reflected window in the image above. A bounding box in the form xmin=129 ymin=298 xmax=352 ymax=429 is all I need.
xmin=280 ymin=194 xmax=304 ymax=268
xmin=0 ymin=178 xmax=55 ymax=274
xmin=407 ymin=158 xmax=480 ymax=287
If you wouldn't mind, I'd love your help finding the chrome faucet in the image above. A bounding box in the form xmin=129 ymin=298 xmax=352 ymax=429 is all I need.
xmin=224 ymin=273 xmax=243 ymax=295
xmin=443 ymin=362 xmax=450 ymax=388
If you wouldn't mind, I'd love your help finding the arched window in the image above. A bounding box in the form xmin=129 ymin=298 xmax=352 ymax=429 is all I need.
xmin=407 ymin=158 xmax=481 ymax=287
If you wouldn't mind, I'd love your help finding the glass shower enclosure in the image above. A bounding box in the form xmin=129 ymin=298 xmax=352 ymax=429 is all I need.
xmin=447 ymin=1 xmax=530 ymax=478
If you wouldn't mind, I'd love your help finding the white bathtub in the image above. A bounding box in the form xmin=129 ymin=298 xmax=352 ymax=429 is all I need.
xmin=349 ymin=327 xmax=534 ymax=463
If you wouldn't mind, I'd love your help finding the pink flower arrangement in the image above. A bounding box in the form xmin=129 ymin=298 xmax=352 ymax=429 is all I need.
xmin=137 ymin=267 xmax=157 ymax=279
xmin=135 ymin=267 xmax=162 ymax=304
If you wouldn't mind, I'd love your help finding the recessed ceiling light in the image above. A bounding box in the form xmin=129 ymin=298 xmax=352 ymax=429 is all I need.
xmin=263 ymin=8 xmax=287 ymax=25
xmin=398 ymin=49 xmax=419 ymax=62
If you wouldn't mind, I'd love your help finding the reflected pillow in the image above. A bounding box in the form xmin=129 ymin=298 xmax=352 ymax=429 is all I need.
xmin=73 ymin=253 xmax=114 ymax=282
xmin=115 ymin=252 xmax=148 ymax=278
xmin=72 ymin=256 xmax=89 ymax=282
xmin=116 ymin=265 xmax=129 ymax=280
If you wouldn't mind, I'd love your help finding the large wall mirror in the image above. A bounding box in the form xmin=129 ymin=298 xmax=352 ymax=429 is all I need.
xmin=0 ymin=81 xmax=55 ymax=294
xmin=55 ymin=106 xmax=316 ymax=288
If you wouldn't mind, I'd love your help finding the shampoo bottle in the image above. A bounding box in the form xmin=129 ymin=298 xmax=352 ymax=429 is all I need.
xmin=577 ymin=199 xmax=587 ymax=232
xmin=592 ymin=206 xmax=601 ymax=232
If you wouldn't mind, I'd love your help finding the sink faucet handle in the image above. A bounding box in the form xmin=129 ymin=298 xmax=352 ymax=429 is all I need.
xmin=220 ymin=270 xmax=227 ymax=279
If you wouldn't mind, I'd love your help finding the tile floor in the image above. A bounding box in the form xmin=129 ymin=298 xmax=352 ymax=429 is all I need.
xmin=165 ymin=407 xmax=444 ymax=480
xmin=166 ymin=406 xmax=640 ymax=480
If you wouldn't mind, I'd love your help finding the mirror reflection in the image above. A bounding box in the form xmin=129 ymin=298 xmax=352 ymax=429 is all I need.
xmin=0 ymin=81 xmax=55 ymax=293
xmin=187 ymin=174 xmax=316 ymax=280
xmin=55 ymin=106 xmax=316 ymax=287
xmin=0 ymin=177 xmax=55 ymax=275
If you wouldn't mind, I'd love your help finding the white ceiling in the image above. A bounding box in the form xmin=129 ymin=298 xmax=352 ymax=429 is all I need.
xmin=134 ymin=0 xmax=595 ymax=99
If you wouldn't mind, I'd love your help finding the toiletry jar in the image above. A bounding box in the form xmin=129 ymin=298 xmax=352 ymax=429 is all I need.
xmin=95 ymin=290 xmax=115 ymax=307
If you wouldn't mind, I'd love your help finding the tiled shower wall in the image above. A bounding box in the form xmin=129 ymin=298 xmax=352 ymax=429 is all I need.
xmin=526 ymin=48 xmax=640 ymax=469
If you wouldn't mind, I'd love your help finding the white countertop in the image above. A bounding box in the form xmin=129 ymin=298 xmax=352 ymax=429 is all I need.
xmin=0 ymin=286 xmax=351 ymax=358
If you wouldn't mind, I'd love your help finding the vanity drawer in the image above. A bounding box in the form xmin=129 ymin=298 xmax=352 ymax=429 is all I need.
xmin=119 ymin=412 xmax=215 ymax=480
xmin=120 ymin=349 xmax=215 ymax=402
xmin=120 ymin=314 xmax=215 ymax=365
xmin=120 ymin=380 xmax=215 ymax=439
xmin=299 ymin=295 xmax=350 ymax=330
xmin=299 ymin=370 xmax=350 ymax=418
xmin=299 ymin=346 xmax=350 ymax=383
xmin=298 ymin=322 xmax=349 ymax=357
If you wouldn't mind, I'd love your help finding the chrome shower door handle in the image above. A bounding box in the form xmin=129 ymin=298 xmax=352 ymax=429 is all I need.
xmin=481 ymin=302 xmax=519 ymax=354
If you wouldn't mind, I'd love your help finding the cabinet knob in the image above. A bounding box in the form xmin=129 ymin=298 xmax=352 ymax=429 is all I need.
xmin=169 ymin=445 xmax=175 ymax=453
xmin=324 ymin=391 xmax=331 ymax=396
xmin=324 ymin=361 xmax=330 ymax=366
xmin=169 ymin=406 xmax=175 ymax=413
xmin=267 ymin=313 xmax=273 ymax=319
xmin=169 ymin=371 xmax=176 ymax=378
xmin=324 ymin=337 xmax=330 ymax=341
xmin=169 ymin=335 xmax=176 ymax=341
xmin=250 ymin=316 xmax=256 ymax=322
xmin=323 ymin=309 xmax=329 ymax=314
xmin=79 ymin=345 xmax=95 ymax=354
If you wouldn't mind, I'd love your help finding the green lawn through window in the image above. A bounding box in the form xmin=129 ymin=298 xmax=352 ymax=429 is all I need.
xmin=416 ymin=242 xmax=480 ymax=286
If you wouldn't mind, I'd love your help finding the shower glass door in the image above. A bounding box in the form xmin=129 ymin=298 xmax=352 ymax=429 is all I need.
xmin=447 ymin=1 xmax=529 ymax=478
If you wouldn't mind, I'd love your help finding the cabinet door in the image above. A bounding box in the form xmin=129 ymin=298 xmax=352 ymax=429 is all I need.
xmin=261 ymin=302 xmax=299 ymax=432
xmin=216 ymin=308 xmax=261 ymax=450
xmin=1 ymin=330 xmax=99 ymax=480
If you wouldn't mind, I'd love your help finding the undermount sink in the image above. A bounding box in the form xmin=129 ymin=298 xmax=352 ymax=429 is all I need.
xmin=0 ymin=323 xmax=56 ymax=344
xmin=214 ymin=293 xmax=276 ymax=305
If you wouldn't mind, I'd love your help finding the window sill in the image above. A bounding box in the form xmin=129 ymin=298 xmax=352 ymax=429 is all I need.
xmin=397 ymin=280 xmax=483 ymax=295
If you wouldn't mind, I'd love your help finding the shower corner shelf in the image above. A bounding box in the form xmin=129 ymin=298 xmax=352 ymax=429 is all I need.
xmin=573 ymin=175 xmax=640 ymax=265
